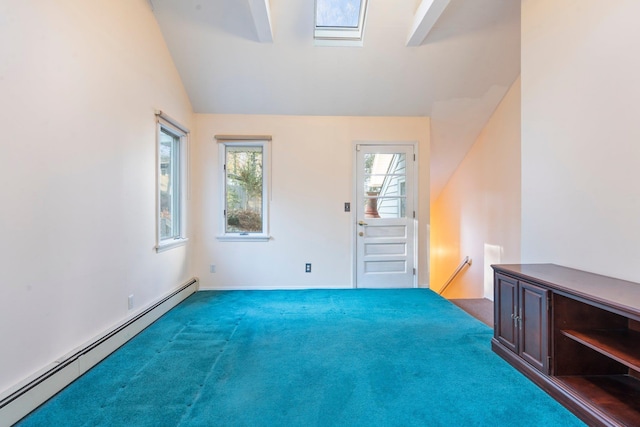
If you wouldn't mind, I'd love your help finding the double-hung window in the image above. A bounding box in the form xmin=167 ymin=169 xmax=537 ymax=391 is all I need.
xmin=216 ymin=136 xmax=271 ymax=241
xmin=156 ymin=112 xmax=188 ymax=252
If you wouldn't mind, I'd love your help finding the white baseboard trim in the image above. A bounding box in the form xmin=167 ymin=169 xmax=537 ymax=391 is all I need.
xmin=0 ymin=277 xmax=199 ymax=427
xmin=198 ymin=284 xmax=353 ymax=291
xmin=199 ymin=285 xmax=432 ymax=291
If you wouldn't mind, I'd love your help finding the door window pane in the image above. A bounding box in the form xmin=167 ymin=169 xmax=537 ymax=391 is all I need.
xmin=363 ymin=153 xmax=407 ymax=218
xmin=363 ymin=197 xmax=407 ymax=219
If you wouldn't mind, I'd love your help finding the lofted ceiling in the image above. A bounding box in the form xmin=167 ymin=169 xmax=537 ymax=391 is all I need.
xmin=150 ymin=0 xmax=520 ymax=200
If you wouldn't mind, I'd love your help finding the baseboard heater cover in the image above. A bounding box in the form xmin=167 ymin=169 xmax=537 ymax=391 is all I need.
xmin=0 ymin=278 xmax=199 ymax=427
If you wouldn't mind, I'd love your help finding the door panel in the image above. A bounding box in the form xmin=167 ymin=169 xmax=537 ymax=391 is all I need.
xmin=495 ymin=273 xmax=518 ymax=353
xmin=364 ymin=260 xmax=406 ymax=273
xmin=356 ymin=145 xmax=415 ymax=288
xmin=364 ymin=224 xmax=406 ymax=238
xmin=364 ymin=242 xmax=406 ymax=255
xmin=520 ymin=281 xmax=549 ymax=373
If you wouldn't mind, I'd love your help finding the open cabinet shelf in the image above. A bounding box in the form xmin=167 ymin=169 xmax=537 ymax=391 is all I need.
xmin=557 ymin=375 xmax=640 ymax=427
xmin=560 ymin=329 xmax=640 ymax=372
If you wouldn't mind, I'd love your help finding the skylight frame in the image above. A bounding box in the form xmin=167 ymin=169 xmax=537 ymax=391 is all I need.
xmin=314 ymin=0 xmax=369 ymax=47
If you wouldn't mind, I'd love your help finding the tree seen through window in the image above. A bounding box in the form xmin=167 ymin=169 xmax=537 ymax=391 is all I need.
xmin=225 ymin=146 xmax=263 ymax=233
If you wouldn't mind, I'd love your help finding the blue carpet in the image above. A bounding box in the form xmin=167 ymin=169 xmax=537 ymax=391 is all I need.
xmin=17 ymin=289 xmax=584 ymax=426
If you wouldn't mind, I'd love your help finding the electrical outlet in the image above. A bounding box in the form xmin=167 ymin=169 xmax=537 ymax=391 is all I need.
xmin=210 ymin=264 xmax=216 ymax=273
xmin=128 ymin=294 xmax=134 ymax=310
xmin=305 ymin=263 xmax=312 ymax=273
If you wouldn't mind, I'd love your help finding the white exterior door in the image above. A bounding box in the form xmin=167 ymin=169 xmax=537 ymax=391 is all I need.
xmin=355 ymin=144 xmax=416 ymax=288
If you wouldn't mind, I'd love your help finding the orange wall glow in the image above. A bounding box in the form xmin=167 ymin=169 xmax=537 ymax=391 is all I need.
xmin=430 ymin=77 xmax=521 ymax=299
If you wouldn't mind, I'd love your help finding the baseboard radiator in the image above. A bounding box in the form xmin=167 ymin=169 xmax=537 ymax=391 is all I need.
xmin=0 ymin=278 xmax=199 ymax=427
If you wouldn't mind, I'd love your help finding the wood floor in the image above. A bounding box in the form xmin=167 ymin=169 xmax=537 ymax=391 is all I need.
xmin=450 ymin=298 xmax=494 ymax=327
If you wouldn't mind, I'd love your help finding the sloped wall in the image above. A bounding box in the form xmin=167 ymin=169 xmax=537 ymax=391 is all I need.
xmin=431 ymin=77 xmax=521 ymax=299
xmin=0 ymin=0 xmax=194 ymax=394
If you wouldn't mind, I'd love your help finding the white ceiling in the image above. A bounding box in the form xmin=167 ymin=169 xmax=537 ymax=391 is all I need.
xmin=150 ymin=0 xmax=520 ymax=200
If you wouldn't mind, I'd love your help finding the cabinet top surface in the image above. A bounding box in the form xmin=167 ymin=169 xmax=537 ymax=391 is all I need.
xmin=492 ymin=264 xmax=640 ymax=314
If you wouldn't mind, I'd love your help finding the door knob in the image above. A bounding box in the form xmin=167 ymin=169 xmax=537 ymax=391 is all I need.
xmin=358 ymin=220 xmax=368 ymax=226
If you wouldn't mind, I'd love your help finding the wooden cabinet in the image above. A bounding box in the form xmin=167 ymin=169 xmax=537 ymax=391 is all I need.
xmin=492 ymin=264 xmax=640 ymax=427
xmin=494 ymin=273 xmax=549 ymax=373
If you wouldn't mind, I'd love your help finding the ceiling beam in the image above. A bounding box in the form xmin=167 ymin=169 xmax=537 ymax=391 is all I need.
xmin=406 ymin=0 xmax=450 ymax=47
xmin=248 ymin=0 xmax=273 ymax=43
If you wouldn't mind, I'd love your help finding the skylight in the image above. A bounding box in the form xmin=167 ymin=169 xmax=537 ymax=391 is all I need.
xmin=314 ymin=0 xmax=368 ymax=46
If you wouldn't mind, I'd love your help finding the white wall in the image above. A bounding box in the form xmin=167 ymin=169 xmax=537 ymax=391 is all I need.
xmin=0 ymin=0 xmax=194 ymax=394
xmin=521 ymin=0 xmax=640 ymax=282
xmin=430 ymin=77 xmax=521 ymax=299
xmin=193 ymin=115 xmax=430 ymax=289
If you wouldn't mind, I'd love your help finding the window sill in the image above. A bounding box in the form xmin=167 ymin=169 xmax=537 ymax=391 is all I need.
xmin=155 ymin=237 xmax=189 ymax=253
xmin=314 ymin=38 xmax=364 ymax=47
xmin=216 ymin=235 xmax=271 ymax=242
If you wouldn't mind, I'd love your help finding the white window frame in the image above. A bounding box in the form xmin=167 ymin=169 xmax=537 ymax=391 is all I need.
xmin=314 ymin=0 xmax=368 ymax=47
xmin=216 ymin=137 xmax=271 ymax=242
xmin=155 ymin=112 xmax=189 ymax=253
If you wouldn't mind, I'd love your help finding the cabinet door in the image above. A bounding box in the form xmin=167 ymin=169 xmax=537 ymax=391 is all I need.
xmin=519 ymin=281 xmax=549 ymax=373
xmin=495 ymin=273 xmax=518 ymax=353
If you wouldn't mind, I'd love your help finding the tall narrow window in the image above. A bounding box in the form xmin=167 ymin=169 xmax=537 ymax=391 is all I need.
xmin=159 ymin=128 xmax=181 ymax=239
xmin=156 ymin=113 xmax=188 ymax=252
xmin=217 ymin=137 xmax=270 ymax=241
